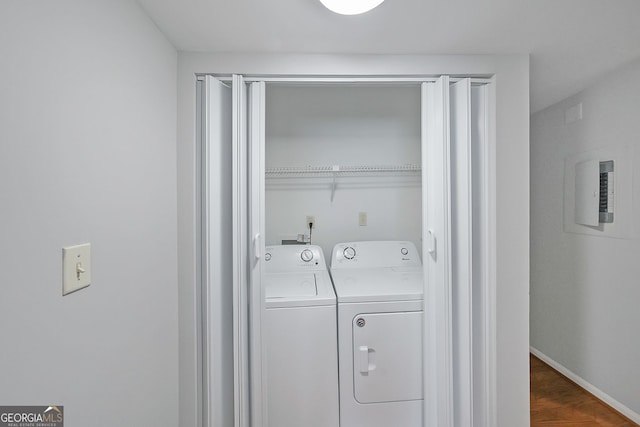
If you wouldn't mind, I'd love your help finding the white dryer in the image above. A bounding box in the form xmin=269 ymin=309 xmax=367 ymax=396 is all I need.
xmin=264 ymin=244 xmax=339 ymax=427
xmin=330 ymin=241 xmax=423 ymax=427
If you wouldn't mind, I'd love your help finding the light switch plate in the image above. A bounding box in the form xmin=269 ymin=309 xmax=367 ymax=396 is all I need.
xmin=62 ymin=243 xmax=91 ymax=295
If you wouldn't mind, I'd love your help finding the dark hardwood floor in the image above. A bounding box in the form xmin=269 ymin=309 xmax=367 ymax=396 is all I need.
xmin=530 ymin=354 xmax=639 ymax=427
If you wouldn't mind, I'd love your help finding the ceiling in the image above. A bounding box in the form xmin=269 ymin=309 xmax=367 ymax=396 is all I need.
xmin=137 ymin=0 xmax=640 ymax=113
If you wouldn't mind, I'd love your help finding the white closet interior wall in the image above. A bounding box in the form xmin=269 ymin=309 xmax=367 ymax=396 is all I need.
xmin=265 ymin=84 xmax=422 ymax=259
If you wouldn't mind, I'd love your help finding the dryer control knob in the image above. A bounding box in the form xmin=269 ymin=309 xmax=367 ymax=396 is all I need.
xmin=300 ymin=249 xmax=314 ymax=262
xmin=401 ymin=247 xmax=409 ymax=255
xmin=343 ymin=247 xmax=356 ymax=260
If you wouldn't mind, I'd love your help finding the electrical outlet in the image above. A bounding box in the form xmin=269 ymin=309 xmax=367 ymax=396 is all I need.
xmin=359 ymin=212 xmax=368 ymax=226
xmin=306 ymin=215 xmax=316 ymax=229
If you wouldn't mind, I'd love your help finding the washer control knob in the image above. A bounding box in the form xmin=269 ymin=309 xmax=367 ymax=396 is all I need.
xmin=265 ymin=253 xmax=272 ymax=261
xmin=401 ymin=247 xmax=409 ymax=255
xmin=301 ymin=249 xmax=314 ymax=262
xmin=343 ymin=247 xmax=356 ymax=260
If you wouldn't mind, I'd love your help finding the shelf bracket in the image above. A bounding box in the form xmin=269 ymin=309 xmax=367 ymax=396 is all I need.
xmin=330 ymin=165 xmax=339 ymax=202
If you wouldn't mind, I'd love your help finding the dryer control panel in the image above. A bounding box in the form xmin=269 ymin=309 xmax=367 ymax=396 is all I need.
xmin=265 ymin=245 xmax=327 ymax=272
xmin=331 ymin=241 xmax=421 ymax=269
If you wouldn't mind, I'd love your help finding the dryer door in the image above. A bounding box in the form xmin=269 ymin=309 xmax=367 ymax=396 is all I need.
xmin=352 ymin=311 xmax=423 ymax=404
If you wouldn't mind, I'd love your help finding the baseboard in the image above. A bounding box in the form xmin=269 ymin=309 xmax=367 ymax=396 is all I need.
xmin=530 ymin=347 xmax=640 ymax=424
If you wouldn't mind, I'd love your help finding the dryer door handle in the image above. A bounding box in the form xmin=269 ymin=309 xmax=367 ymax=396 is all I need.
xmin=358 ymin=346 xmax=376 ymax=374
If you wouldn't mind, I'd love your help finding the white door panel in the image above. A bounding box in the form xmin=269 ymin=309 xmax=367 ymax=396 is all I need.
xmin=232 ymin=74 xmax=250 ymax=427
xmin=248 ymin=81 xmax=267 ymax=427
xmin=352 ymin=311 xmax=423 ymax=404
xmin=450 ymin=78 xmax=474 ymax=427
xmin=422 ymin=77 xmax=453 ymax=427
xmin=201 ymin=76 xmax=234 ymax=427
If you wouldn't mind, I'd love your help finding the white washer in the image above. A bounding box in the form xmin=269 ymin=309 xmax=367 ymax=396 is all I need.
xmin=330 ymin=241 xmax=423 ymax=427
xmin=264 ymin=244 xmax=339 ymax=427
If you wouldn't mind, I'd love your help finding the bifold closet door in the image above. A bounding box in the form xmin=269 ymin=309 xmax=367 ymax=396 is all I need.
xmin=200 ymin=75 xmax=233 ymax=427
xmin=422 ymin=76 xmax=453 ymax=427
xmin=231 ymin=74 xmax=250 ymax=427
xmin=247 ymin=81 xmax=267 ymax=427
xmin=450 ymin=78 xmax=474 ymax=427
xmin=422 ymin=77 xmax=476 ymax=427
xmin=231 ymin=75 xmax=267 ymax=427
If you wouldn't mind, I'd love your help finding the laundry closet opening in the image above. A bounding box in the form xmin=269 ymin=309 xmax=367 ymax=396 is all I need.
xmin=197 ymin=74 xmax=495 ymax=427
xmin=264 ymin=83 xmax=423 ymax=258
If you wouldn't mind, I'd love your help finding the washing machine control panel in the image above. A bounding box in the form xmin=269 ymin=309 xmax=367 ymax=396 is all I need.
xmin=264 ymin=245 xmax=327 ymax=272
xmin=330 ymin=241 xmax=422 ymax=268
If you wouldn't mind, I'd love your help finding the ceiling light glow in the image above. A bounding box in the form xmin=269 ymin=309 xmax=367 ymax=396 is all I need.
xmin=319 ymin=0 xmax=385 ymax=15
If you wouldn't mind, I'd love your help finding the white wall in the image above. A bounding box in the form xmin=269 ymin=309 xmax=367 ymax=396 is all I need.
xmin=0 ymin=2 xmax=178 ymax=425
xmin=177 ymin=53 xmax=530 ymax=427
xmin=531 ymin=57 xmax=640 ymax=421
xmin=265 ymin=84 xmax=422 ymax=259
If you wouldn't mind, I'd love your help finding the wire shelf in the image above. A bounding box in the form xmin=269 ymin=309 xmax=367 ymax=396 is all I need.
xmin=265 ymin=164 xmax=421 ymax=177
xmin=265 ymin=164 xmax=421 ymax=201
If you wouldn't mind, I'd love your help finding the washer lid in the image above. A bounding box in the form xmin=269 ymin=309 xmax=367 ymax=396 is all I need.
xmin=265 ymin=271 xmax=336 ymax=308
xmin=265 ymin=273 xmax=317 ymax=299
xmin=330 ymin=268 xmax=423 ymax=303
